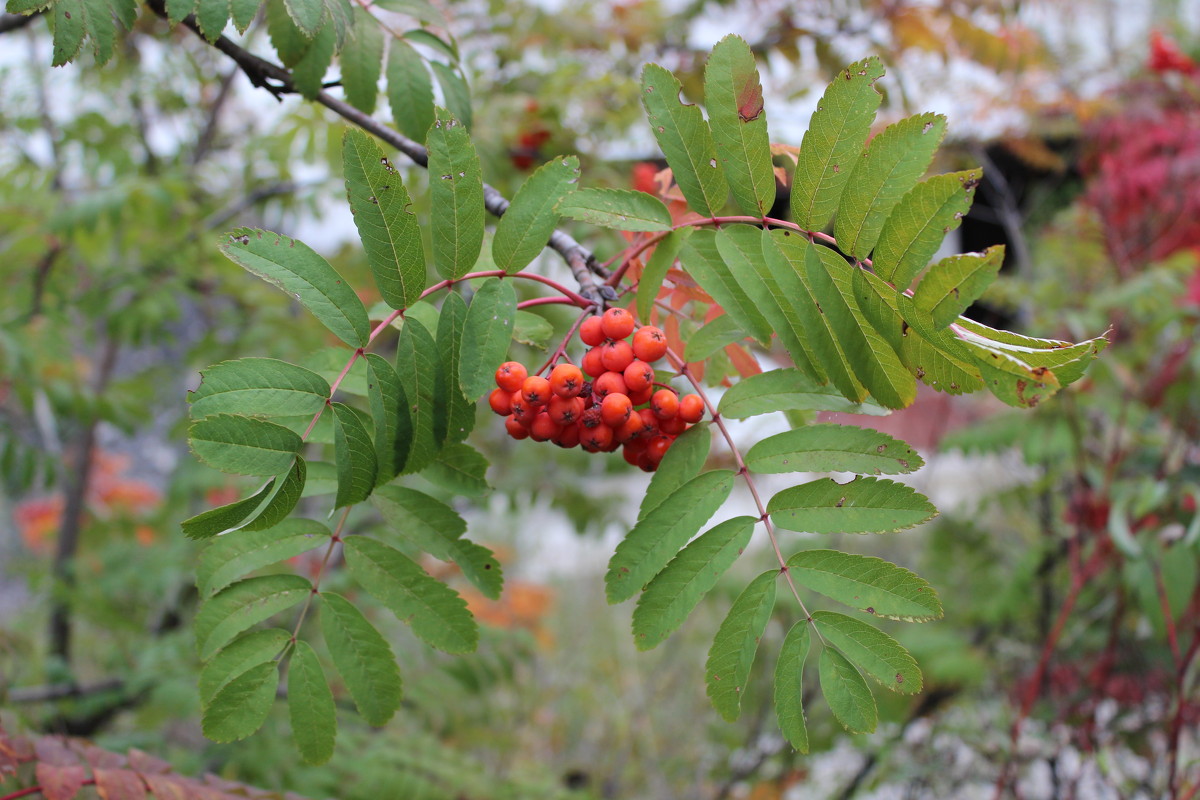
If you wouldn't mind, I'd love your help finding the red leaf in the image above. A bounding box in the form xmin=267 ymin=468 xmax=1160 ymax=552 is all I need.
xmin=35 ymin=762 xmax=88 ymax=800
xmin=95 ymin=768 xmax=148 ymax=800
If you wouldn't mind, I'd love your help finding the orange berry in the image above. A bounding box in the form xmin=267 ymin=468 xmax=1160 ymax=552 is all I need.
xmin=510 ymin=394 xmax=539 ymax=425
xmin=637 ymin=408 xmax=660 ymax=436
xmin=600 ymin=393 xmax=633 ymax=427
xmin=555 ymin=422 xmax=581 ymax=448
xmin=529 ymin=412 xmax=563 ymax=442
xmin=579 ymin=316 xmax=606 ymax=346
xmin=495 ymin=361 xmax=528 ymax=392
xmin=581 ymin=346 xmax=605 ymax=378
xmin=547 ymin=395 xmax=584 ymax=426
xmin=628 ymin=384 xmax=654 ymax=406
xmin=632 ymin=326 xmax=668 ymax=362
xmin=505 ymin=415 xmax=530 ymax=439
xmin=645 ymin=435 xmax=672 ymax=465
xmin=581 ymin=424 xmax=614 ymax=452
xmin=549 ymin=363 xmax=584 ymax=398
xmin=622 ymin=441 xmax=645 ymax=466
xmin=521 ymin=375 xmax=551 ymax=405
xmin=599 ymin=340 xmax=635 ymax=373
xmin=660 ymin=414 xmax=687 ymax=435
xmin=679 ymin=393 xmax=705 ymax=423
xmin=592 ymin=371 xmax=628 ymax=401
xmin=600 ymin=307 xmax=636 ymax=340
xmin=651 ymin=388 xmax=680 ymax=419
xmin=615 ymin=412 xmax=646 ymax=444
xmin=623 ymin=360 xmax=654 ymax=392
xmin=488 ymin=388 xmax=513 ymax=416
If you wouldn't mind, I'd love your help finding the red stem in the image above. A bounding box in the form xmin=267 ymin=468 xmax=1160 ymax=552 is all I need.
xmin=534 ymin=307 xmax=592 ymax=376
xmin=517 ymin=296 xmax=578 ymax=309
xmin=2 ymin=779 xmax=95 ymax=800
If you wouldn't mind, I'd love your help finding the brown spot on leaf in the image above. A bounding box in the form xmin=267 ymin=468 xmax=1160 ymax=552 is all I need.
xmin=836 ymin=497 xmax=846 ymax=508
xmin=866 ymin=607 xmax=875 ymax=614
xmin=896 ymin=673 xmax=904 ymax=684
xmin=736 ymin=75 xmax=764 ymax=122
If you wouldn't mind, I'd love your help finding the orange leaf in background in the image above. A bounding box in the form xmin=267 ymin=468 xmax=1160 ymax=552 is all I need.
xmin=725 ymin=342 xmax=762 ymax=379
xmin=15 ymin=496 xmax=63 ymax=553
xmin=462 ymin=581 xmax=555 ymax=646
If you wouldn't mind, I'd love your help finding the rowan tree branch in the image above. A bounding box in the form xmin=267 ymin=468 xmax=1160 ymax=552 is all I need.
xmin=0 ymin=11 xmax=39 ymax=33
xmin=146 ymin=0 xmax=614 ymax=305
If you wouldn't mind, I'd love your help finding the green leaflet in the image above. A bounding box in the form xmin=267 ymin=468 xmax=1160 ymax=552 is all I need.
xmin=641 ymin=63 xmax=727 ymax=217
xmin=364 ymin=353 xmax=412 ymax=486
xmin=811 ymin=244 xmax=915 ymax=408
xmin=717 ymin=369 xmax=889 ymax=421
xmin=427 ymin=108 xmax=484 ymax=280
xmin=319 ymin=592 xmax=403 ymax=726
xmin=606 ymin=469 xmax=734 ymax=604
xmin=387 ymin=39 xmax=435 ymax=142
xmin=241 ymin=455 xmax=306 ymax=532
xmin=812 ymin=611 xmax=922 ymax=693
xmin=164 ymin=0 xmax=195 ymax=23
xmin=229 ymin=0 xmax=256 ymax=32
xmin=283 ymin=0 xmax=322 ymax=36
xmin=371 ymin=484 xmax=502 ymax=599
xmin=266 ymin=0 xmax=309 ymax=65
xmin=343 ymin=129 xmax=426 ymax=310
xmin=852 ymin=267 xmax=983 ymax=394
xmin=763 ymin=231 xmax=864 ymax=399
xmin=201 ymin=662 xmax=279 ymax=743
xmin=332 ymin=401 xmax=377 ymax=507
xmin=458 ymin=278 xmax=516 ymax=400
xmin=737 ymin=227 xmax=822 ymax=380
xmin=790 ymin=56 xmax=885 ymax=232
xmin=86 ymin=0 xmax=115 ymax=65
xmin=705 ymin=570 xmax=776 ymax=722
xmin=434 ymin=292 xmax=475 ymax=446
xmin=819 ymin=647 xmax=876 ymax=735
xmin=190 ymin=414 xmax=302 ymax=477
xmin=199 ymin=628 xmax=292 ymax=707
xmin=680 ymin=228 xmax=773 ymax=346
xmin=638 ymin=423 xmax=712 ymax=520
xmin=50 ymin=0 xmax=85 ymax=65
xmin=220 ymin=228 xmax=370 ymax=347
xmin=343 ymin=536 xmax=478 ymax=653
xmin=967 ymin=341 xmax=1059 ymax=409
xmin=745 ymin=424 xmax=923 ymax=475
xmin=874 ymin=169 xmax=982 ymax=289
xmin=422 ymin=442 xmax=490 ymax=498
xmin=913 ymin=246 xmax=1004 ymax=328
xmin=683 ymin=314 xmax=745 ymax=362
xmin=493 ymin=156 xmax=580 ymax=271
xmin=834 ymin=113 xmax=947 ymax=261
xmin=636 ymin=227 xmax=692 ymax=323
xmin=705 ymin=35 xmax=774 ymax=217
xmin=788 ymin=550 xmax=942 ymax=622
xmin=341 ymin=7 xmax=384 ymax=113
xmin=773 ymin=621 xmax=811 ymax=753
xmin=512 ymin=310 xmax=554 ymax=349
xmin=632 ymin=516 xmax=755 ymax=650
xmin=952 ymin=318 xmax=1107 ymax=386
xmin=195 ymin=0 xmax=229 ymax=43
xmin=556 ymin=187 xmax=673 ymax=232
xmin=194 ymin=574 xmax=311 ymax=660
xmin=288 ymin=641 xmax=337 ymax=765
xmin=181 ymin=479 xmax=278 ymax=541
xmin=189 ymin=357 xmax=330 ymax=420
xmin=196 ymin=517 xmax=329 ymax=597
xmin=767 ymin=476 xmax=937 ymax=534
xmin=404 ymin=27 xmax=456 ymax=61
xmin=431 ymin=62 xmax=472 ymax=131
xmin=394 ymin=317 xmax=439 ymax=474
xmin=292 ymin=24 xmax=336 ymax=100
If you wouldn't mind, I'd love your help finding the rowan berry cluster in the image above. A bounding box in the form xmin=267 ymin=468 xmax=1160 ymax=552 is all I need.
xmin=488 ymin=308 xmax=705 ymax=471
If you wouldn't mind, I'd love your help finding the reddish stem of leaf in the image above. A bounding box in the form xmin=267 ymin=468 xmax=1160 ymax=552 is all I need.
xmin=534 ymin=307 xmax=592 ymax=376
xmin=1 ymin=779 xmax=96 ymax=800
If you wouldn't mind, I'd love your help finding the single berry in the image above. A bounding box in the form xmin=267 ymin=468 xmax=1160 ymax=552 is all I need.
xmin=549 ymin=363 xmax=584 ymax=398
xmin=600 ymin=393 xmax=633 ymax=427
xmin=555 ymin=422 xmax=581 ymax=448
xmin=679 ymin=393 xmax=705 ymax=423
xmin=579 ymin=316 xmax=606 ymax=347
xmin=615 ymin=412 xmax=646 ymax=444
xmin=600 ymin=307 xmax=636 ymax=340
xmin=646 ymin=435 xmax=672 ymax=465
xmin=529 ymin=412 xmax=563 ymax=442
xmin=580 ymin=406 xmax=603 ymax=429
xmin=488 ymin=388 xmax=513 ymax=416
xmin=521 ymin=375 xmax=551 ymax=405
xmin=495 ymin=361 xmax=528 ymax=392
xmin=599 ymin=340 xmax=635 ymax=373
xmin=651 ymin=388 xmax=680 ymax=419
xmin=581 ymin=424 xmax=614 ymax=452
xmin=592 ymin=371 xmax=628 ymax=401
xmin=623 ymin=360 xmax=654 ymax=392
xmin=632 ymin=326 xmax=668 ymax=362
xmin=660 ymin=414 xmax=687 ymax=435
xmin=505 ymin=415 xmax=530 ymax=439
xmin=628 ymin=384 xmax=654 ymax=406
xmin=547 ymin=395 xmax=584 ymax=425
xmin=638 ymin=408 xmax=660 ymax=437
xmin=581 ymin=347 xmax=606 ymax=378
xmin=510 ymin=394 xmax=539 ymax=424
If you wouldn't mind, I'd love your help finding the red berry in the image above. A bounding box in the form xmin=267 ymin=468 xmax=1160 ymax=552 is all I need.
xmin=628 ymin=384 xmax=654 ymax=406
xmin=599 ymin=340 xmax=635 ymax=373
xmin=600 ymin=393 xmax=633 ymax=428
xmin=579 ymin=316 xmax=606 ymax=347
xmin=592 ymin=371 xmax=628 ymax=401
xmin=645 ymin=435 xmax=672 ymax=465
xmin=510 ymin=394 xmax=539 ymax=425
xmin=548 ymin=395 xmax=584 ymax=425
xmin=651 ymin=388 xmax=680 ymax=419
xmin=495 ymin=361 xmax=527 ymax=392
xmin=660 ymin=414 xmax=687 ymax=435
xmin=679 ymin=393 xmax=705 ymax=423
xmin=638 ymin=407 xmax=660 ymax=436
xmin=549 ymin=363 xmax=584 ymax=398
xmin=581 ymin=347 xmax=606 ymax=378
xmin=623 ymin=359 xmax=654 ymax=392
xmin=632 ymin=326 xmax=668 ymax=362
xmin=488 ymin=388 xmax=513 ymax=416
xmin=505 ymin=415 xmax=530 ymax=439
xmin=600 ymin=307 xmax=636 ymax=340
xmin=581 ymin=424 xmax=614 ymax=452
xmin=522 ymin=375 xmax=551 ymax=405
xmin=555 ymin=422 xmax=581 ymax=448
xmin=529 ymin=412 xmax=563 ymax=442
xmin=615 ymin=412 xmax=646 ymax=444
